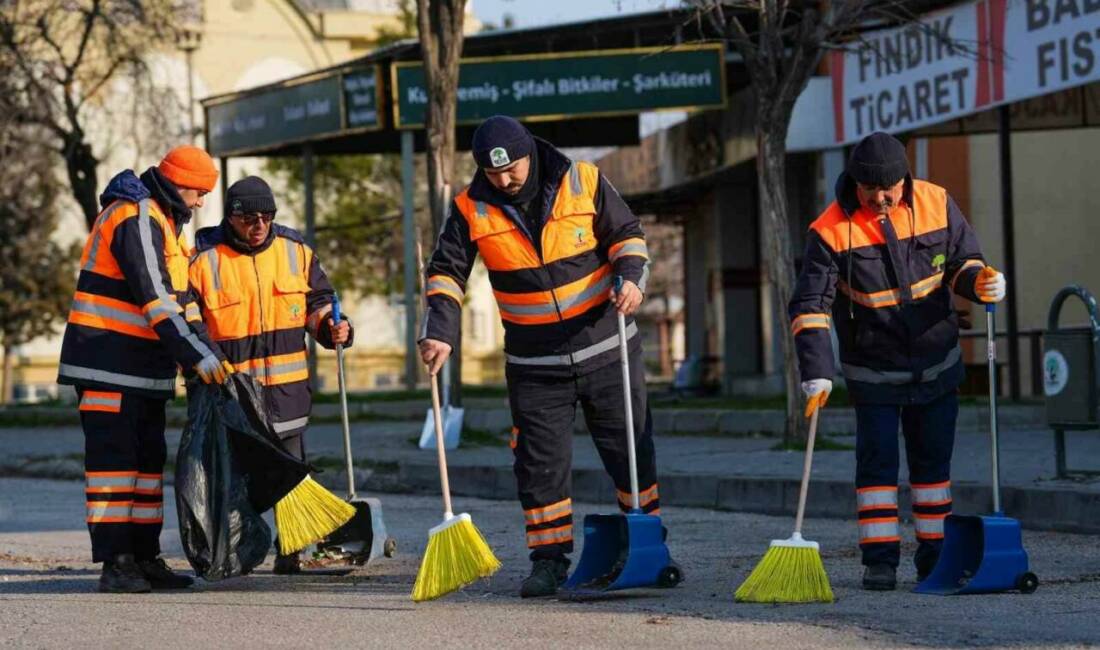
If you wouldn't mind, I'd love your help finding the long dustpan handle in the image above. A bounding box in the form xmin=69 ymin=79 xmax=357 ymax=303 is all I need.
xmin=794 ymin=408 xmax=820 ymax=536
xmin=614 ymin=276 xmax=641 ymax=513
xmin=986 ymin=303 xmax=1001 ymax=513
xmin=416 ymin=240 xmax=454 ymax=519
xmin=332 ymin=296 xmax=356 ymax=500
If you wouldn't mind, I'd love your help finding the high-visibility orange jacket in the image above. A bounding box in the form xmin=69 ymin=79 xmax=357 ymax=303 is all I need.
xmin=58 ymin=169 xmax=222 ymax=398
xmin=422 ymin=139 xmax=649 ymax=377
xmin=789 ymin=174 xmax=988 ymax=404
xmin=189 ymin=223 xmax=350 ymax=438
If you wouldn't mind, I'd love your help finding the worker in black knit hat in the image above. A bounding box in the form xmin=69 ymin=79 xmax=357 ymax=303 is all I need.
xmin=419 ymin=115 xmax=666 ymax=598
xmin=188 ymin=175 xmax=354 ymax=574
xmin=789 ymin=131 xmax=1006 ymax=591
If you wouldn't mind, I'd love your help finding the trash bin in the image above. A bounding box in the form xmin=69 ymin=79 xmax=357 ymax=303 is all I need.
xmin=1043 ymin=285 xmax=1100 ymax=477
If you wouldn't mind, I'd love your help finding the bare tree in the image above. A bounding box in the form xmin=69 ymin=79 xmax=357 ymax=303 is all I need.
xmin=416 ymin=0 xmax=468 ymax=402
xmin=686 ymin=1 xmax=932 ymax=440
xmin=0 ymin=0 xmax=185 ymax=231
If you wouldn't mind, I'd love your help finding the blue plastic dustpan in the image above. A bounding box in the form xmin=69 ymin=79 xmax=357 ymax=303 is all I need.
xmin=563 ymin=511 xmax=679 ymax=592
xmin=914 ymin=513 xmax=1035 ymax=595
xmin=915 ymin=306 xmax=1037 ymax=596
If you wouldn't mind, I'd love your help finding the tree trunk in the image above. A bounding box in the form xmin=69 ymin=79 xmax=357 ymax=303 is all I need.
xmin=1 ymin=345 xmax=14 ymax=405
xmin=63 ymin=135 xmax=100 ymax=231
xmin=755 ymin=121 xmax=803 ymax=443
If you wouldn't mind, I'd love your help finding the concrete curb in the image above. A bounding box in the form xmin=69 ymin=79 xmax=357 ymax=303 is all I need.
xmin=397 ymin=461 xmax=1100 ymax=535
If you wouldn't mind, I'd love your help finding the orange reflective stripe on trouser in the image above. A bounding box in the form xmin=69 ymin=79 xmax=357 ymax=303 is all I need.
xmin=524 ymin=498 xmax=572 ymax=526
xmin=85 ymin=470 xmax=136 ymax=494
xmin=526 ymin=524 xmax=573 ymax=548
xmin=79 ymin=391 xmax=122 ymax=413
xmin=914 ymin=513 xmax=947 ymax=540
xmin=68 ymin=292 xmax=157 ymax=340
xmin=234 ymin=350 xmax=310 ymax=386
xmin=791 ymin=313 xmax=831 ymax=336
xmin=912 ymin=481 xmax=951 ymax=507
xmin=859 ymin=517 xmax=901 ymax=544
xmin=130 ymin=503 xmax=164 ymax=524
xmin=856 ymin=485 xmax=898 ymax=512
xmin=134 ymin=473 xmax=164 ymax=496
xmin=86 ymin=500 xmax=132 ymax=524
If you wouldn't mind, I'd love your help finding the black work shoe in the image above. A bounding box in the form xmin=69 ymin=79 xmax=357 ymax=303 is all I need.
xmin=99 ymin=554 xmax=152 ymax=593
xmin=862 ymin=564 xmax=897 ymax=591
xmin=137 ymin=557 xmax=194 ymax=590
xmin=273 ymin=553 xmax=301 ymax=575
xmin=520 ymin=558 xmax=569 ymax=598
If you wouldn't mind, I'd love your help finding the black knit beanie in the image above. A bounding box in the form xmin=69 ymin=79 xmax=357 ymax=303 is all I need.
xmin=848 ymin=132 xmax=909 ymax=187
xmin=471 ymin=115 xmax=534 ymax=169
xmin=225 ymin=176 xmax=277 ymax=219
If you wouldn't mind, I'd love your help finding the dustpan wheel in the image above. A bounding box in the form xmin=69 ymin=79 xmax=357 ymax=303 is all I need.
xmin=384 ymin=538 xmax=397 ymax=558
xmin=1016 ymin=572 xmax=1038 ymax=594
xmin=657 ymin=564 xmax=682 ymax=588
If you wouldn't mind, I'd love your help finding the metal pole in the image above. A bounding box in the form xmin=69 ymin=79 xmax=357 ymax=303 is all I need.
xmin=998 ymin=106 xmax=1021 ymax=401
xmin=185 ymin=48 xmax=196 ymax=144
xmin=402 ymin=131 xmax=418 ymax=391
xmin=987 ymin=305 xmax=1002 ymax=514
xmin=617 ymin=304 xmax=640 ymax=512
xmin=303 ymin=145 xmax=319 ymax=391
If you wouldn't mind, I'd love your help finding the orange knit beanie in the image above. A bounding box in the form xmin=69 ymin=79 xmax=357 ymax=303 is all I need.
xmin=158 ymin=145 xmax=218 ymax=192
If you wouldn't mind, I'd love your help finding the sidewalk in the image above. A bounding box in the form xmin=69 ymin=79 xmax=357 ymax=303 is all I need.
xmin=3 ymin=408 xmax=1098 ymax=533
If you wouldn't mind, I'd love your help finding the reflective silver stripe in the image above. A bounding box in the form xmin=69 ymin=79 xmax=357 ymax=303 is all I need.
xmin=203 ymin=248 xmax=221 ymax=291
xmin=842 ymin=345 xmax=961 ymax=385
xmin=135 ymin=476 xmax=162 ymax=492
xmin=524 ymin=501 xmax=572 ymax=525
xmin=244 ymin=359 xmax=309 ymax=380
xmin=556 ymin=273 xmax=612 ymax=313
xmin=87 ymin=503 xmax=132 ymax=520
xmin=610 ymin=242 xmax=649 ymax=262
xmin=915 ymin=515 xmax=946 ymax=537
xmin=426 ymin=277 xmax=464 ymax=299
xmin=506 ymin=321 xmax=638 ymax=366
xmin=80 ymin=395 xmax=122 ymax=409
xmin=308 ymin=304 xmax=332 ymax=335
xmin=145 ymin=301 xmax=181 ymax=324
xmin=59 ymin=363 xmax=177 ymax=391
xmin=526 ymin=528 xmax=572 ymax=545
xmin=273 ymin=416 xmax=310 ymax=433
xmin=475 ymin=201 xmax=488 ymax=218
xmin=497 ymin=297 xmax=558 ymax=316
xmin=136 ymin=199 xmax=215 ymax=361
xmin=84 ymin=203 xmax=125 ymax=272
xmin=86 ymin=475 xmax=135 ymax=489
xmin=71 ymin=298 xmax=149 ymax=329
xmin=912 ymin=484 xmax=951 ymax=505
xmin=569 ymin=163 xmax=582 ymax=195
xmin=130 ymin=504 xmax=164 ymax=521
xmin=286 ymin=238 xmax=299 ymax=275
xmin=856 ymin=488 xmax=897 ymax=510
xmin=184 ymin=303 xmax=201 ymax=320
xmin=858 ymin=519 xmax=900 ymax=541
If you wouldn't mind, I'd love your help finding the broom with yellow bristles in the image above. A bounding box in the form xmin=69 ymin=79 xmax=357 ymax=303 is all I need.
xmin=274 ymin=475 xmax=357 ymax=555
xmin=411 ymin=242 xmax=501 ymax=602
xmin=734 ymin=407 xmax=834 ymax=603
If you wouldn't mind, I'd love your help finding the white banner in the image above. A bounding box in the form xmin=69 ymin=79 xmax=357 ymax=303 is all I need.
xmin=829 ymin=0 xmax=1100 ymax=145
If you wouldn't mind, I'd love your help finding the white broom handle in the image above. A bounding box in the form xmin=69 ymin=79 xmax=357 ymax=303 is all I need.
xmin=618 ymin=308 xmax=640 ymax=511
xmin=430 ymin=371 xmax=453 ymax=517
xmin=794 ymin=408 xmax=820 ymax=536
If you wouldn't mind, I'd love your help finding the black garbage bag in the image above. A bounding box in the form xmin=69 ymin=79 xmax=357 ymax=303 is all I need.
xmin=175 ymin=373 xmax=311 ymax=580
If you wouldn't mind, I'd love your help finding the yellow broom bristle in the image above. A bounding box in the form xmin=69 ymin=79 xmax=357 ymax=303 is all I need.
xmin=274 ymin=475 xmax=356 ymax=555
xmin=734 ymin=541 xmax=834 ymax=604
xmin=411 ymin=513 xmax=501 ymax=602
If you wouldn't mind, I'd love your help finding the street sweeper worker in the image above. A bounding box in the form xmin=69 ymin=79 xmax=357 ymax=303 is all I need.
xmin=188 ymin=175 xmax=353 ymax=574
xmin=418 ymin=115 xmax=658 ymax=598
xmin=789 ymin=131 xmax=1006 ymax=591
xmin=58 ymin=145 xmax=233 ymax=593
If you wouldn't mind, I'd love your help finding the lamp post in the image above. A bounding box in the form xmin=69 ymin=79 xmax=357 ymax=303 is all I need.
xmin=177 ymin=25 xmax=202 ymax=143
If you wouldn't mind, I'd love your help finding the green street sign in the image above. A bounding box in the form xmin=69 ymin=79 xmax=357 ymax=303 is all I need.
xmin=392 ymin=44 xmax=726 ymax=128
xmin=206 ymin=66 xmax=382 ymax=156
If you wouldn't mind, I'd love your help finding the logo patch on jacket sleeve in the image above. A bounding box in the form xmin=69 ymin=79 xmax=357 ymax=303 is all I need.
xmin=489 ymin=147 xmax=510 ymax=168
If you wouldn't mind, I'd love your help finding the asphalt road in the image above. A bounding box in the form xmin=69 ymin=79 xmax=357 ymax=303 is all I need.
xmin=1 ymin=478 xmax=1098 ymax=648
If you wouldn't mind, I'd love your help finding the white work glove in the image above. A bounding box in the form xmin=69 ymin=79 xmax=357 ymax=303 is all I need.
xmin=801 ymin=378 xmax=833 ymax=419
xmin=975 ymin=266 xmax=1006 ymax=303
xmin=193 ymin=356 xmax=233 ymax=385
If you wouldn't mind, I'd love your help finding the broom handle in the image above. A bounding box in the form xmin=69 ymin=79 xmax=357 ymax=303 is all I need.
xmin=615 ymin=277 xmax=641 ymax=512
xmin=794 ymin=408 xmax=820 ymax=536
xmin=332 ymin=297 xmax=356 ymax=500
xmin=430 ymin=370 xmax=453 ymax=517
xmin=987 ymin=303 xmax=1001 ymax=513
